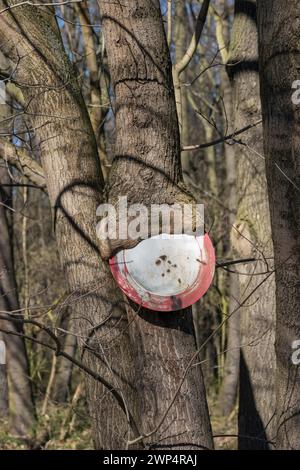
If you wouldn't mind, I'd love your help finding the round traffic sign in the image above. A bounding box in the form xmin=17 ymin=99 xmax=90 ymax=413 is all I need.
xmin=109 ymin=233 xmax=215 ymax=311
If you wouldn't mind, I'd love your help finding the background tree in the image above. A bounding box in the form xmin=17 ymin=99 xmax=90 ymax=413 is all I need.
xmin=257 ymin=0 xmax=300 ymax=450
xmin=227 ymin=0 xmax=276 ymax=449
xmin=0 ymin=80 xmax=36 ymax=438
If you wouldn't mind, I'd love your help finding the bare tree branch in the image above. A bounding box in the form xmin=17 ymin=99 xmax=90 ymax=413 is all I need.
xmin=174 ymin=0 xmax=210 ymax=75
xmin=0 ymin=312 xmax=141 ymax=442
xmin=0 ymin=0 xmax=82 ymax=15
xmin=182 ymin=119 xmax=262 ymax=151
xmin=0 ymin=140 xmax=46 ymax=188
xmin=173 ymin=0 xmax=210 ymax=131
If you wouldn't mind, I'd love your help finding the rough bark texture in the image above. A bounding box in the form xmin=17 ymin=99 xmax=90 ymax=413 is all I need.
xmin=126 ymin=308 xmax=213 ymax=449
xmin=228 ymin=0 xmax=276 ymax=449
xmin=257 ymin=0 xmax=300 ymax=450
xmin=0 ymin=1 xmax=140 ymax=449
xmin=99 ymin=0 xmax=213 ymax=449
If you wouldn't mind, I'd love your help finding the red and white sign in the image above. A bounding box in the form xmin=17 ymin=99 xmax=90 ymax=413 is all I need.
xmin=109 ymin=233 xmax=215 ymax=312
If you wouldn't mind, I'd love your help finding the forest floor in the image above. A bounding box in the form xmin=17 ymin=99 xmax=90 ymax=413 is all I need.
xmin=0 ymin=400 xmax=93 ymax=450
xmin=0 ymin=396 xmax=237 ymax=450
xmin=209 ymin=398 xmax=238 ymax=450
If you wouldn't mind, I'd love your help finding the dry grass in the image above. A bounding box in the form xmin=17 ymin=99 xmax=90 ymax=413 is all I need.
xmin=1 ymin=394 xmax=238 ymax=450
xmin=209 ymin=396 xmax=238 ymax=450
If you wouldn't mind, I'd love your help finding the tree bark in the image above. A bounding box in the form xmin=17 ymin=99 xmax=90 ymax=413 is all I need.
xmin=257 ymin=0 xmax=300 ymax=450
xmin=52 ymin=311 xmax=77 ymax=403
xmin=228 ymin=0 xmax=276 ymax=449
xmin=99 ymin=0 xmax=213 ymax=449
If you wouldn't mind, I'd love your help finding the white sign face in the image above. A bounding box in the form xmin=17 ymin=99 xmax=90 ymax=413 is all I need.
xmin=0 ymin=81 xmax=5 ymax=105
xmin=124 ymin=234 xmax=202 ymax=296
xmin=110 ymin=233 xmax=215 ymax=312
xmin=0 ymin=340 xmax=6 ymax=365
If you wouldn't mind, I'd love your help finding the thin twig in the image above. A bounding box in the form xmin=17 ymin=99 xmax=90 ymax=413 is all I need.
xmin=182 ymin=119 xmax=262 ymax=151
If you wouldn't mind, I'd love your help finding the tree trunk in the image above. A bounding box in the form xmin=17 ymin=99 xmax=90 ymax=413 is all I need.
xmin=218 ymin=280 xmax=240 ymax=416
xmin=99 ymin=0 xmax=213 ymax=449
xmin=227 ymin=0 xmax=276 ymax=449
xmin=217 ymin=0 xmax=240 ymax=417
xmin=0 ymin=1 xmax=139 ymax=449
xmin=52 ymin=313 xmax=77 ymax=403
xmin=257 ymin=0 xmax=300 ymax=450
